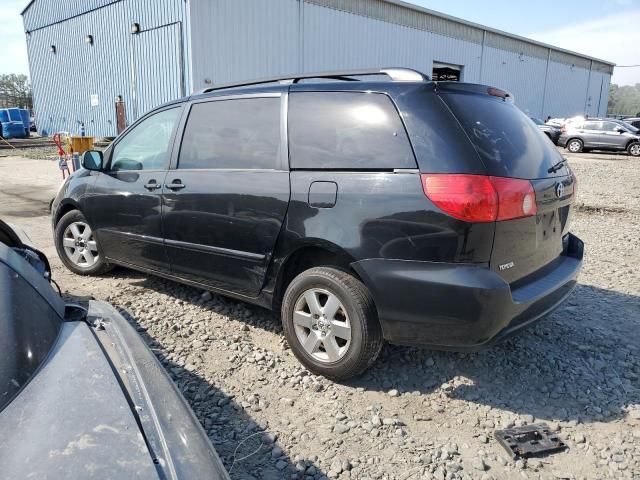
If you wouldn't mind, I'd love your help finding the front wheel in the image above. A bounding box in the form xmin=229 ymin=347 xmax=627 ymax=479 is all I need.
xmin=281 ymin=267 xmax=383 ymax=380
xmin=566 ymin=139 xmax=583 ymax=153
xmin=628 ymin=142 xmax=640 ymax=157
xmin=54 ymin=210 xmax=113 ymax=275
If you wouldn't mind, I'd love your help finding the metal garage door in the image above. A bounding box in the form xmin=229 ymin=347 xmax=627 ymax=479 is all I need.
xmin=131 ymin=22 xmax=185 ymax=119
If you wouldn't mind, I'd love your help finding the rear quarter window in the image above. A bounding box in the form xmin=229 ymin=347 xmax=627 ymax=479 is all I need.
xmin=288 ymin=92 xmax=416 ymax=170
xmin=441 ymin=93 xmax=566 ymax=179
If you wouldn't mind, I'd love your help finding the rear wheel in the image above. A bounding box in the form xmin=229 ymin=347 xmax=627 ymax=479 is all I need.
xmin=628 ymin=142 xmax=640 ymax=157
xmin=54 ymin=210 xmax=112 ymax=275
xmin=566 ymin=139 xmax=583 ymax=153
xmin=281 ymin=267 xmax=383 ymax=380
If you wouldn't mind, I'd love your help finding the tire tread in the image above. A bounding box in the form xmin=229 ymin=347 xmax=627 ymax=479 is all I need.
xmin=281 ymin=267 xmax=383 ymax=380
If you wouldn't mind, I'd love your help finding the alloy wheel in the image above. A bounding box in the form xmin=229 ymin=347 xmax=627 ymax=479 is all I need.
xmin=630 ymin=144 xmax=640 ymax=156
xmin=62 ymin=221 xmax=99 ymax=268
xmin=568 ymin=141 xmax=581 ymax=152
xmin=292 ymin=288 xmax=352 ymax=363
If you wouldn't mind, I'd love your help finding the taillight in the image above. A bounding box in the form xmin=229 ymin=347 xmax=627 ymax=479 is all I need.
xmin=560 ymin=124 xmax=566 ymax=133
xmin=421 ymin=174 xmax=537 ymax=223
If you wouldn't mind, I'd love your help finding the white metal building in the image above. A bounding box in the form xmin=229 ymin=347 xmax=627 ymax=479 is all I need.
xmin=22 ymin=0 xmax=615 ymax=137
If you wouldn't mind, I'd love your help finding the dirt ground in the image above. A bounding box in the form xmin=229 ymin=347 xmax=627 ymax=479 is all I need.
xmin=1 ymin=149 xmax=639 ymax=480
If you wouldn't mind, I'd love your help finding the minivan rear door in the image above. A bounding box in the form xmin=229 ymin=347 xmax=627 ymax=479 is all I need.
xmin=439 ymin=86 xmax=576 ymax=283
xmin=162 ymin=93 xmax=289 ymax=297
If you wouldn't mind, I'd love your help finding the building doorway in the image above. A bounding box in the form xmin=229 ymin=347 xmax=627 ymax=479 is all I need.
xmin=432 ymin=62 xmax=462 ymax=81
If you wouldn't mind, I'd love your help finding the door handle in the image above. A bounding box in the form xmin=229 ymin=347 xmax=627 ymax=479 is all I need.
xmin=165 ymin=181 xmax=186 ymax=190
xmin=144 ymin=181 xmax=161 ymax=191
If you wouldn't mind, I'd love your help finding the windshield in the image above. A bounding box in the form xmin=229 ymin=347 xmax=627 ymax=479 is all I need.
xmin=0 ymin=257 xmax=62 ymax=413
xmin=440 ymin=92 xmax=567 ymax=179
xmin=619 ymin=121 xmax=639 ymax=133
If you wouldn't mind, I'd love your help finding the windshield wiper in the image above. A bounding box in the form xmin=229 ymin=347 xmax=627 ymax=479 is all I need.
xmin=548 ymin=157 xmax=567 ymax=174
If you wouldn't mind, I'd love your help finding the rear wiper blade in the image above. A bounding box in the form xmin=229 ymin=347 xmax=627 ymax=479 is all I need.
xmin=548 ymin=157 xmax=567 ymax=174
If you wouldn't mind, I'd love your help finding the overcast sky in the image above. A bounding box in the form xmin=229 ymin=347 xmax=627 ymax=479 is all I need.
xmin=1 ymin=0 xmax=638 ymax=85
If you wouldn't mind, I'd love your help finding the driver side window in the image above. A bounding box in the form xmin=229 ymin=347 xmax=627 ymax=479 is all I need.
xmin=110 ymin=107 xmax=181 ymax=171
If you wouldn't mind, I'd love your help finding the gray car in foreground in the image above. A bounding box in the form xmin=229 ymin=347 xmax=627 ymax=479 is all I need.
xmin=0 ymin=220 xmax=229 ymax=480
xmin=558 ymin=118 xmax=640 ymax=156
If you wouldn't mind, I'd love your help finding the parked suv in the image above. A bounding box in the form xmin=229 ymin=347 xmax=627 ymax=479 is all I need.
xmin=559 ymin=118 xmax=640 ymax=156
xmin=52 ymin=68 xmax=583 ymax=380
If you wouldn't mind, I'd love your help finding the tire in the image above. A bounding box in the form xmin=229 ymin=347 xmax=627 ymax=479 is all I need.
xmin=628 ymin=142 xmax=640 ymax=157
xmin=566 ymin=138 xmax=583 ymax=153
xmin=54 ymin=210 xmax=113 ymax=275
xmin=281 ymin=267 xmax=383 ymax=380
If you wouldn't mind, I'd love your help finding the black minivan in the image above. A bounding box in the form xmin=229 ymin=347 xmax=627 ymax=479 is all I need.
xmin=52 ymin=68 xmax=583 ymax=380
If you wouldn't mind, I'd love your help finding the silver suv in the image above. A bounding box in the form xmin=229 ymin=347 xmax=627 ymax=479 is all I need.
xmin=559 ymin=118 xmax=640 ymax=156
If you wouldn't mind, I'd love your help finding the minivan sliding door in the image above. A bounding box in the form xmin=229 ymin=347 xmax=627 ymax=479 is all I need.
xmin=162 ymin=94 xmax=289 ymax=297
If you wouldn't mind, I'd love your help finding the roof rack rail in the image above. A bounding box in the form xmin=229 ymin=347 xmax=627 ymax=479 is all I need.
xmin=197 ymin=68 xmax=428 ymax=94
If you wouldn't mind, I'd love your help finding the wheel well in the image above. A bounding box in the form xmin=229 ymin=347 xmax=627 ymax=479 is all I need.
xmin=273 ymin=246 xmax=361 ymax=310
xmin=626 ymin=139 xmax=639 ymax=150
xmin=54 ymin=203 xmax=78 ymax=225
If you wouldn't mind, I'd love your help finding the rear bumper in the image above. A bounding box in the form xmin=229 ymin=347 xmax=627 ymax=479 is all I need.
xmin=352 ymin=233 xmax=583 ymax=350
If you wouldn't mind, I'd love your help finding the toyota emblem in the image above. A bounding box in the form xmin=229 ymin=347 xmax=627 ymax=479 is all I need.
xmin=555 ymin=182 xmax=564 ymax=199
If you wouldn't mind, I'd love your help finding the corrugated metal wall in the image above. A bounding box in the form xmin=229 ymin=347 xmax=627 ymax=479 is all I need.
xmin=481 ymin=46 xmax=547 ymax=117
xmin=301 ymin=2 xmax=481 ymax=79
xmin=189 ymin=0 xmax=299 ymax=88
xmin=26 ymin=0 xmax=613 ymax=136
xmin=22 ymin=0 xmax=120 ymax=31
xmin=189 ymin=0 xmax=611 ymax=119
xmin=24 ymin=0 xmax=189 ymax=137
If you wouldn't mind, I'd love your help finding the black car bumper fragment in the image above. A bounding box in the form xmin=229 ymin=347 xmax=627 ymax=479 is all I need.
xmin=352 ymin=233 xmax=583 ymax=350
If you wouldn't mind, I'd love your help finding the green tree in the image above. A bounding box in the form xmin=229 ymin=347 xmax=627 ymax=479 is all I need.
xmin=0 ymin=74 xmax=33 ymax=110
xmin=608 ymin=83 xmax=640 ymax=117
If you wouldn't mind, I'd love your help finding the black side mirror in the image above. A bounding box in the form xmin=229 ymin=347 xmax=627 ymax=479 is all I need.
xmin=617 ymin=128 xmax=626 ymax=134
xmin=81 ymin=150 xmax=103 ymax=171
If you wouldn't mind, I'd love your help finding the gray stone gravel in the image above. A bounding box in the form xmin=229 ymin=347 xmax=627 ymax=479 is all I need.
xmin=2 ymin=150 xmax=640 ymax=479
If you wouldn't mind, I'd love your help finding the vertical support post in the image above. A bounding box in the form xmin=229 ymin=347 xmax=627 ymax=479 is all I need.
xmin=298 ymin=0 xmax=305 ymax=74
xmin=584 ymin=59 xmax=593 ymax=116
xmin=540 ymin=48 xmax=551 ymax=119
xmin=128 ymin=33 xmax=138 ymax=121
xmin=478 ymin=30 xmax=486 ymax=84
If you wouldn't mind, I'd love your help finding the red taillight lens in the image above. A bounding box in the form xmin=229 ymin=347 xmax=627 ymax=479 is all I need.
xmin=421 ymin=174 xmax=498 ymax=222
xmin=421 ymin=174 xmax=537 ymax=223
xmin=489 ymin=176 xmax=537 ymax=220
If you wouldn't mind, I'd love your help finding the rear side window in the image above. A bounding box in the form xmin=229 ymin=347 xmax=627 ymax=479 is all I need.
xmin=441 ymin=93 xmax=565 ymax=179
xmin=601 ymin=121 xmax=619 ymax=132
xmin=582 ymin=121 xmax=599 ymax=130
xmin=288 ymin=92 xmax=416 ymax=169
xmin=179 ymin=97 xmax=281 ymax=170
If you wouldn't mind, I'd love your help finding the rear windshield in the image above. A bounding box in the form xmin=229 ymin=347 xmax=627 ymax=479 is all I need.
xmin=441 ymin=93 xmax=566 ymax=179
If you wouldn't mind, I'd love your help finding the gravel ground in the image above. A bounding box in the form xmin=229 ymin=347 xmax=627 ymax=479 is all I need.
xmin=1 ymin=149 xmax=639 ymax=480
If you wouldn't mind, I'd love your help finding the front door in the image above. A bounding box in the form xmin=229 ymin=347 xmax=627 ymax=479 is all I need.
xmin=162 ymin=95 xmax=290 ymax=297
xmin=85 ymin=106 xmax=182 ymax=271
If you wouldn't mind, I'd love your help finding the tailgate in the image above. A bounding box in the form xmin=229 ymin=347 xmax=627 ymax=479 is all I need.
xmin=438 ymin=84 xmax=578 ymax=283
xmin=491 ymin=175 xmax=576 ymax=283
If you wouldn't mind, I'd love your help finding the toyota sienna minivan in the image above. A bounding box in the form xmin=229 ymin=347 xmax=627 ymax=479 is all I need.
xmin=51 ymin=68 xmax=583 ymax=379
